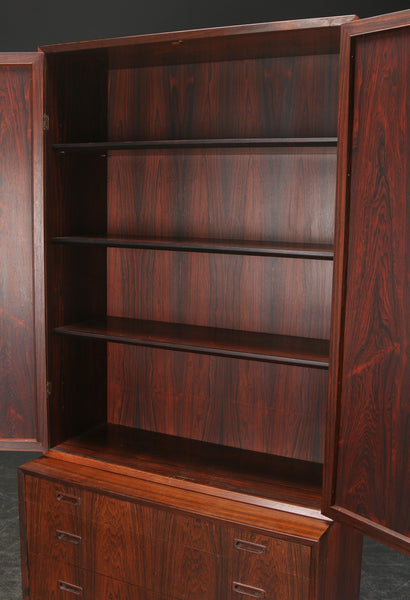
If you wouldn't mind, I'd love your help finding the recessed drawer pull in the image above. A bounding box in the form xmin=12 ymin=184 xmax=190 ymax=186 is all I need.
xmin=58 ymin=580 xmax=83 ymax=595
xmin=56 ymin=530 xmax=82 ymax=545
xmin=233 ymin=582 xmax=265 ymax=598
xmin=234 ymin=539 xmax=267 ymax=554
xmin=56 ymin=491 xmax=81 ymax=505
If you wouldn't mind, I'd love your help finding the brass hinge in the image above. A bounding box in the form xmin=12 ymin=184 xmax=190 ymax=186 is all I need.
xmin=46 ymin=381 xmax=52 ymax=396
xmin=43 ymin=113 xmax=50 ymax=131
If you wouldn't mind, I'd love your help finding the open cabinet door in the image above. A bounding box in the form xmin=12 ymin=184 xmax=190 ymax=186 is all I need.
xmin=324 ymin=11 xmax=409 ymax=554
xmin=0 ymin=53 xmax=46 ymax=450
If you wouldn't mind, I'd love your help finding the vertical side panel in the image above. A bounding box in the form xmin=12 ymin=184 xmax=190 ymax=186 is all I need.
xmin=0 ymin=54 xmax=46 ymax=450
xmin=325 ymin=13 xmax=409 ymax=554
xmin=44 ymin=54 xmax=108 ymax=447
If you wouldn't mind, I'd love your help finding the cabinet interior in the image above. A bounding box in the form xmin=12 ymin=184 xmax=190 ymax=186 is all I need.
xmin=44 ymin=26 xmax=341 ymax=511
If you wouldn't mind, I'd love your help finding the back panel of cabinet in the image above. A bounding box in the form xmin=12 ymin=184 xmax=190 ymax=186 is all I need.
xmin=105 ymin=53 xmax=338 ymax=462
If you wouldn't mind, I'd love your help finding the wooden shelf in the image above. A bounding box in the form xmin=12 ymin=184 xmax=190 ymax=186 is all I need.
xmin=49 ymin=424 xmax=324 ymax=516
xmin=52 ymin=138 xmax=338 ymax=152
xmin=52 ymin=235 xmax=334 ymax=259
xmin=54 ymin=317 xmax=329 ymax=367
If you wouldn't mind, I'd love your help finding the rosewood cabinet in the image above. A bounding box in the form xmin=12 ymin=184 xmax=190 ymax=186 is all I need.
xmin=0 ymin=9 xmax=408 ymax=600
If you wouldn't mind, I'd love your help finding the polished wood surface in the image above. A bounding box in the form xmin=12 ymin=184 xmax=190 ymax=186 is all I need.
xmin=228 ymin=529 xmax=311 ymax=600
xmin=55 ymin=317 xmax=329 ymax=367
xmin=105 ymin=148 xmax=336 ymax=245
xmin=107 ymin=250 xmax=333 ymax=339
xmin=44 ymin=56 xmax=109 ymax=448
xmin=43 ymin=21 xmax=337 ymax=470
xmin=0 ymin=53 xmax=45 ymax=449
xmin=21 ymin=458 xmax=330 ymax=542
xmin=325 ymin=11 xmax=409 ymax=554
xmin=21 ymin=458 xmax=365 ymax=600
xmin=108 ymin=345 xmax=327 ymax=462
xmin=52 ymin=235 xmax=334 ymax=259
xmin=26 ymin=482 xmax=224 ymax=598
xmin=315 ymin=522 xmax=363 ymax=600
xmin=49 ymin=423 xmax=323 ymax=513
xmin=12 ymin=12 xmax=410 ymax=599
xmin=40 ymin=16 xmax=356 ymax=68
xmin=27 ymin=555 xmax=170 ymax=600
xmin=108 ymin=56 xmax=338 ymax=140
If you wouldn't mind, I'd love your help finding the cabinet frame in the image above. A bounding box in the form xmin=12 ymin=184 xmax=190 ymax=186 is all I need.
xmin=0 ymin=11 xmax=409 ymax=600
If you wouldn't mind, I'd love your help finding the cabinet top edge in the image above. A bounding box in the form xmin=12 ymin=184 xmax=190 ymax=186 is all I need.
xmin=20 ymin=456 xmax=331 ymax=543
xmin=39 ymin=15 xmax=358 ymax=55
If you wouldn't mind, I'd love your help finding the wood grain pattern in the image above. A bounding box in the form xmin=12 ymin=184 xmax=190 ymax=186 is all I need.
xmin=106 ymin=148 xmax=336 ymax=245
xmin=322 ymin=10 xmax=355 ymax=530
xmin=48 ymin=336 xmax=106 ymax=448
xmin=50 ymin=423 xmax=323 ymax=512
xmin=107 ymin=345 xmax=327 ymax=462
xmin=25 ymin=470 xmax=312 ymax=556
xmin=39 ymin=16 xmax=357 ymax=67
xmin=108 ymin=55 xmax=338 ymax=140
xmin=44 ymin=55 xmax=108 ymax=448
xmin=22 ymin=462 xmax=333 ymax=599
xmin=28 ymin=554 xmax=171 ymax=600
xmin=315 ymin=522 xmax=363 ymax=600
xmin=0 ymin=54 xmax=45 ymax=449
xmin=54 ymin=316 xmax=329 ymax=367
xmin=27 ymin=484 xmax=223 ymax=598
xmin=21 ymin=458 xmax=330 ymax=543
xmin=22 ymin=460 xmax=365 ymax=600
xmin=107 ymin=250 xmax=332 ymax=339
xmin=325 ymin=16 xmax=409 ymax=553
xmin=228 ymin=529 xmax=311 ymax=600
xmin=341 ymin=8 xmax=409 ymax=37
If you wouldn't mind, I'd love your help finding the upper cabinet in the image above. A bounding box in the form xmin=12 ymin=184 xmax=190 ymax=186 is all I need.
xmin=0 ymin=53 xmax=46 ymax=450
xmin=324 ymin=10 xmax=409 ymax=555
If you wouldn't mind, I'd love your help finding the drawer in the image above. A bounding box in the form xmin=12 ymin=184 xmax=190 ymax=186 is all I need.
xmin=227 ymin=528 xmax=311 ymax=600
xmin=89 ymin=492 xmax=225 ymax=554
xmin=25 ymin=475 xmax=84 ymax=518
xmin=25 ymin=480 xmax=224 ymax=598
xmin=25 ymin=474 xmax=225 ymax=554
xmin=27 ymin=504 xmax=223 ymax=598
xmin=28 ymin=545 xmax=222 ymax=600
xmin=28 ymin=554 xmax=170 ymax=600
xmin=83 ymin=531 xmax=222 ymax=600
xmin=24 ymin=473 xmax=314 ymax=600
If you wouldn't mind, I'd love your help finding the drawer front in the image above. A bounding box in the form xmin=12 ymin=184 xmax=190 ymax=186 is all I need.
xmin=87 ymin=490 xmax=225 ymax=555
xmin=24 ymin=474 xmax=313 ymax=600
xmin=86 ymin=523 xmax=222 ymax=600
xmin=228 ymin=529 xmax=311 ymax=600
xmin=26 ymin=494 xmax=84 ymax=565
xmin=25 ymin=477 xmax=224 ymax=598
xmin=25 ymin=475 xmax=83 ymax=518
xmin=25 ymin=475 xmax=225 ymax=554
xmin=29 ymin=555 xmax=169 ymax=600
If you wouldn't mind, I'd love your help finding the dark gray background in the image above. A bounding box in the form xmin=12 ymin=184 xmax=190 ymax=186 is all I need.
xmin=0 ymin=0 xmax=409 ymax=50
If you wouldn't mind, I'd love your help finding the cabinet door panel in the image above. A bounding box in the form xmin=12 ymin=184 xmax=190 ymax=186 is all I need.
xmin=325 ymin=11 xmax=409 ymax=554
xmin=0 ymin=53 xmax=45 ymax=449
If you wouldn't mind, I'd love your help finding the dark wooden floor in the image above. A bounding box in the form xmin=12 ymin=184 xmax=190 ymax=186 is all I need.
xmin=0 ymin=451 xmax=408 ymax=599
